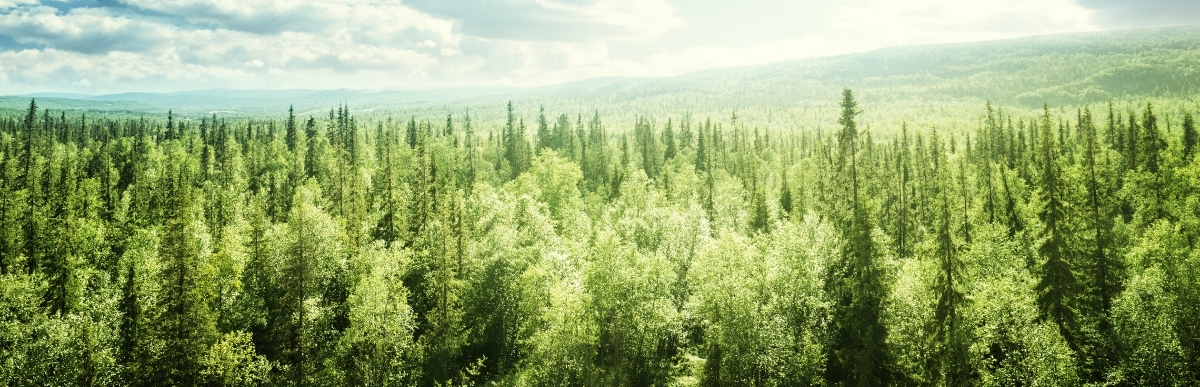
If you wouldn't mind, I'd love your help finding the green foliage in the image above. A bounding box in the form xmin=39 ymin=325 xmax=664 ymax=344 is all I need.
xmin=1 ymin=71 xmax=1199 ymax=387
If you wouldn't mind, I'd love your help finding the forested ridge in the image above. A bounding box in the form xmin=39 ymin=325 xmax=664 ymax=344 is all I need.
xmin=7 ymin=26 xmax=1200 ymax=117
xmin=1 ymin=89 xmax=1200 ymax=386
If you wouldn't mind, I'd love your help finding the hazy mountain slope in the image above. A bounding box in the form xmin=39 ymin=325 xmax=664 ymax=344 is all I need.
xmin=3 ymin=25 xmax=1197 ymax=116
xmin=3 ymin=87 xmax=518 ymax=116
xmin=526 ymin=25 xmax=1200 ymax=109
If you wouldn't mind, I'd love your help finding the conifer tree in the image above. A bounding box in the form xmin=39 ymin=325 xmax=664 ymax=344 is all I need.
xmin=680 ymin=113 xmax=693 ymax=149
xmin=1078 ymin=105 xmax=1120 ymax=381
xmin=1126 ymin=110 xmax=1140 ymax=170
xmin=780 ymin=170 xmax=793 ymax=216
xmin=407 ymin=117 xmax=418 ymax=149
xmin=281 ymin=181 xmax=344 ymax=386
xmin=166 ymin=109 xmax=176 ymax=140
xmin=44 ymin=147 xmax=78 ymax=315
xmin=584 ymin=111 xmax=609 ymax=194
xmin=21 ymin=98 xmax=42 ymax=275
xmin=156 ymin=160 xmax=218 ymax=385
xmin=1034 ymin=103 xmax=1079 ymax=351
xmin=750 ymin=177 xmax=770 ymax=233
xmin=553 ymin=113 xmax=572 ymax=156
xmin=1184 ymin=112 xmax=1196 ymax=161
xmin=896 ymin=122 xmax=914 ymax=259
xmin=503 ymin=102 xmax=531 ymax=179
xmin=662 ymin=118 xmax=677 ymax=161
xmin=824 ymin=88 xmax=892 ymax=386
xmin=421 ymin=190 xmax=468 ymax=385
xmin=464 ymin=110 xmax=476 ymax=189
xmin=1140 ymin=103 xmax=1166 ymax=221
xmin=372 ymin=120 xmax=402 ymax=247
xmin=931 ymin=136 xmax=969 ymax=385
xmin=696 ymin=121 xmax=709 ymax=173
xmin=305 ymin=117 xmax=318 ymax=179
xmin=286 ymin=105 xmax=298 ymax=152
xmin=0 ymin=133 xmax=16 ymax=274
xmin=537 ymin=105 xmax=552 ymax=150
xmin=119 ymin=264 xmax=148 ymax=386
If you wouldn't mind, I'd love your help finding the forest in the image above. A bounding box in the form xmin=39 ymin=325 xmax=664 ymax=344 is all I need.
xmin=1 ymin=86 xmax=1199 ymax=387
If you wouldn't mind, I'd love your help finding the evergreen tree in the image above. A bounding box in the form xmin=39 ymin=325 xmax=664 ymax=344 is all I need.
xmin=1034 ymin=103 xmax=1079 ymax=352
xmin=1140 ymin=103 xmax=1167 ymax=222
xmin=896 ymin=122 xmax=914 ymax=259
xmin=662 ymin=118 xmax=677 ymax=161
xmin=536 ymin=105 xmax=552 ymax=151
xmin=286 ymin=105 xmax=298 ymax=152
xmin=421 ymin=191 xmax=468 ymax=385
xmin=21 ymin=98 xmax=42 ymax=275
xmin=1184 ymin=112 xmax=1196 ymax=161
xmin=584 ymin=111 xmax=609 ymax=194
xmin=464 ymin=110 xmax=476 ymax=189
xmin=931 ymin=138 xmax=970 ymax=385
xmin=407 ymin=117 xmax=418 ymax=149
xmin=503 ymin=102 xmax=532 ymax=179
xmin=1079 ymin=105 xmax=1120 ymax=381
xmin=119 ymin=264 xmax=150 ymax=386
xmin=43 ymin=146 xmax=79 ymax=315
xmin=155 ymin=159 xmax=218 ymax=386
xmin=750 ymin=177 xmax=770 ymax=233
xmin=780 ymin=171 xmax=793 ymax=216
xmin=553 ymin=113 xmax=573 ymax=156
xmin=824 ymin=88 xmax=892 ymax=386
xmin=281 ymin=181 xmax=345 ymax=386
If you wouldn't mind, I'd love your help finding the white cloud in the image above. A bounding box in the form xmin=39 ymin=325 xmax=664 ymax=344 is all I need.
xmin=601 ymin=0 xmax=1101 ymax=78
xmin=0 ymin=0 xmax=1153 ymax=95
xmin=0 ymin=0 xmax=35 ymax=8
xmin=534 ymin=0 xmax=684 ymax=42
xmin=828 ymin=0 xmax=1098 ymax=45
xmin=0 ymin=6 xmax=175 ymax=53
xmin=0 ymin=1 xmax=463 ymax=93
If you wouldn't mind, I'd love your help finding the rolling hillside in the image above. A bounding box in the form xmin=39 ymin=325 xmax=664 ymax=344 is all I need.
xmin=3 ymin=25 xmax=1198 ymax=116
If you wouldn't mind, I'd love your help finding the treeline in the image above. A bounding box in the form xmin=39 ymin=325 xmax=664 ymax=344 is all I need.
xmin=0 ymin=91 xmax=1199 ymax=386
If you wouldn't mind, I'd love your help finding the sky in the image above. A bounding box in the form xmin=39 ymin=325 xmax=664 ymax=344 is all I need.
xmin=0 ymin=0 xmax=1197 ymax=94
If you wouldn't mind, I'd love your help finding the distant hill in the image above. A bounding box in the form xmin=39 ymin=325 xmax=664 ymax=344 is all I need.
xmin=3 ymin=25 xmax=1198 ymax=116
xmin=522 ymin=25 xmax=1200 ymax=111
xmin=2 ymin=87 xmax=518 ymax=116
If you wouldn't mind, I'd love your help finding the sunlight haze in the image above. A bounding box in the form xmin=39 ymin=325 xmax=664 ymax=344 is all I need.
xmin=1 ymin=0 xmax=1195 ymax=94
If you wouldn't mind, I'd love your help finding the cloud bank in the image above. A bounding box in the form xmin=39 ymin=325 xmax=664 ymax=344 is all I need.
xmin=0 ymin=0 xmax=1187 ymax=94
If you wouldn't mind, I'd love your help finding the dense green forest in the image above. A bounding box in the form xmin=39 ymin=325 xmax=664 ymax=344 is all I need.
xmin=2 ymin=85 xmax=1200 ymax=386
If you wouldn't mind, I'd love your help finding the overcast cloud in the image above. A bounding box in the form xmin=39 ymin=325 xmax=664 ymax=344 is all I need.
xmin=0 ymin=0 xmax=1193 ymax=94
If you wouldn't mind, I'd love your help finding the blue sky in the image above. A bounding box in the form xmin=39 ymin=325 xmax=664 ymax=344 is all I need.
xmin=0 ymin=0 xmax=1195 ymax=94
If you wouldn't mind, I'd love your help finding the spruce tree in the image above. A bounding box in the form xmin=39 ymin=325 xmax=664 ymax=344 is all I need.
xmin=1034 ymin=103 xmax=1079 ymax=351
xmin=536 ymin=105 xmax=551 ymax=150
xmin=1140 ymin=103 xmax=1166 ymax=221
xmin=21 ymin=98 xmax=41 ymax=275
xmin=155 ymin=161 xmax=218 ymax=385
xmin=896 ymin=122 xmax=913 ymax=259
xmin=1183 ymin=112 xmax=1196 ymax=161
xmin=824 ymin=88 xmax=892 ymax=386
xmin=662 ymin=118 xmax=677 ymax=161
xmin=780 ymin=171 xmax=793 ymax=216
xmin=931 ymin=138 xmax=969 ymax=385
xmin=119 ymin=264 xmax=149 ymax=386
xmin=750 ymin=177 xmax=770 ymax=233
xmin=464 ymin=110 xmax=476 ymax=189
xmin=286 ymin=105 xmax=298 ymax=152
xmin=407 ymin=117 xmax=418 ymax=149
xmin=1079 ymin=105 xmax=1120 ymax=381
